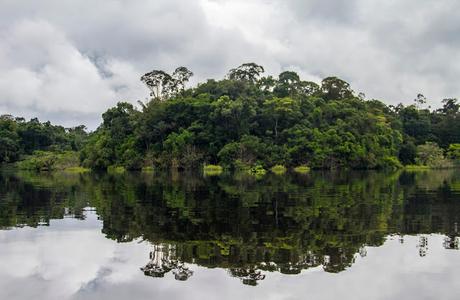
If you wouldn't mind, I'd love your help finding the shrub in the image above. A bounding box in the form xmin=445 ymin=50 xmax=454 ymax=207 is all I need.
xmin=141 ymin=166 xmax=154 ymax=173
xmin=415 ymin=142 xmax=445 ymax=167
xmin=294 ymin=166 xmax=311 ymax=174
xmin=380 ymin=156 xmax=403 ymax=170
xmin=17 ymin=151 xmax=80 ymax=171
xmin=271 ymin=165 xmax=287 ymax=174
xmin=247 ymin=164 xmax=267 ymax=177
xmin=448 ymin=144 xmax=460 ymax=160
xmin=107 ymin=165 xmax=126 ymax=173
xmin=203 ymin=164 xmax=223 ymax=176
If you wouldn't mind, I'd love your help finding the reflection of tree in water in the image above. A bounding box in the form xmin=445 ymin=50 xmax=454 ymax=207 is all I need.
xmin=444 ymin=222 xmax=459 ymax=250
xmin=417 ymin=235 xmax=429 ymax=257
xmin=229 ymin=268 xmax=266 ymax=286
xmin=141 ymin=244 xmax=193 ymax=281
xmin=444 ymin=235 xmax=460 ymax=250
xmin=1 ymin=169 xmax=460 ymax=284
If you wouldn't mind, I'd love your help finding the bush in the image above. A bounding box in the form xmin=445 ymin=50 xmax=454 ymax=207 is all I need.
xmin=448 ymin=144 xmax=460 ymax=160
xmin=380 ymin=156 xmax=403 ymax=170
xmin=107 ymin=165 xmax=126 ymax=173
xmin=203 ymin=164 xmax=223 ymax=176
xmin=293 ymin=166 xmax=311 ymax=174
xmin=271 ymin=165 xmax=287 ymax=174
xmin=247 ymin=164 xmax=267 ymax=177
xmin=415 ymin=142 xmax=444 ymax=167
xmin=17 ymin=151 xmax=80 ymax=171
xmin=141 ymin=166 xmax=154 ymax=173
xmin=414 ymin=142 xmax=454 ymax=169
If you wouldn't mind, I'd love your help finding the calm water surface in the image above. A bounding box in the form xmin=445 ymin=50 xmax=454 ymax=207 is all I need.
xmin=0 ymin=168 xmax=460 ymax=300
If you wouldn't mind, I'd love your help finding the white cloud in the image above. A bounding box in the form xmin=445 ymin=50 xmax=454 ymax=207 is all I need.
xmin=1 ymin=0 xmax=460 ymax=127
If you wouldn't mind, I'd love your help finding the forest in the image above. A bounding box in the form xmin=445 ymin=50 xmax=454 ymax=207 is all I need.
xmin=1 ymin=63 xmax=460 ymax=172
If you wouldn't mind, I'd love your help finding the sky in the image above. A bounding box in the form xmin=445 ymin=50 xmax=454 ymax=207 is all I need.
xmin=0 ymin=0 xmax=459 ymax=129
xmin=1 ymin=216 xmax=459 ymax=300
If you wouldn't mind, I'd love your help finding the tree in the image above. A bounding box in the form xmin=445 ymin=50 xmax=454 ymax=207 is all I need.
xmin=0 ymin=116 xmax=20 ymax=162
xmin=398 ymin=140 xmax=417 ymax=165
xmin=172 ymin=67 xmax=193 ymax=93
xmin=263 ymin=97 xmax=300 ymax=138
xmin=141 ymin=70 xmax=174 ymax=100
xmin=257 ymin=76 xmax=276 ymax=92
xmin=227 ymin=63 xmax=264 ymax=83
xmin=414 ymin=93 xmax=427 ymax=109
xmin=415 ymin=142 xmax=445 ymax=166
xmin=440 ymin=98 xmax=459 ymax=115
xmin=320 ymin=77 xmax=354 ymax=101
xmin=274 ymin=71 xmax=301 ymax=97
xmin=278 ymin=71 xmax=300 ymax=85
xmin=447 ymin=144 xmax=460 ymax=160
xmin=102 ymin=102 xmax=136 ymax=139
xmin=298 ymin=81 xmax=320 ymax=97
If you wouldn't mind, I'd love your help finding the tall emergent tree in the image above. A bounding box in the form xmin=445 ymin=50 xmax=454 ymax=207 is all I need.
xmin=227 ymin=63 xmax=265 ymax=83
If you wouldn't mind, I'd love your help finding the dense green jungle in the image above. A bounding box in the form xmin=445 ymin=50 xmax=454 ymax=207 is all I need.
xmin=1 ymin=63 xmax=460 ymax=173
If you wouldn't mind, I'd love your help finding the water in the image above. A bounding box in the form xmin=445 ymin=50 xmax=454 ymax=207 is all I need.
xmin=0 ymin=168 xmax=459 ymax=300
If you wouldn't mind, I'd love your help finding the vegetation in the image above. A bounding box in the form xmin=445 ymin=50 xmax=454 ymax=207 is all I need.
xmin=293 ymin=166 xmax=311 ymax=174
xmin=16 ymin=151 xmax=83 ymax=171
xmin=1 ymin=169 xmax=460 ymax=281
xmin=203 ymin=164 xmax=223 ymax=176
xmin=0 ymin=115 xmax=88 ymax=167
xmin=448 ymin=144 xmax=460 ymax=160
xmin=412 ymin=142 xmax=453 ymax=169
xmin=78 ymin=63 xmax=460 ymax=171
xmin=1 ymin=62 xmax=460 ymax=172
xmin=270 ymin=165 xmax=287 ymax=174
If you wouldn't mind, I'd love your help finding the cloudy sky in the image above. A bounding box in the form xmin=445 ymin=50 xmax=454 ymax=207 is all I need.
xmin=1 ymin=216 xmax=460 ymax=299
xmin=0 ymin=0 xmax=459 ymax=129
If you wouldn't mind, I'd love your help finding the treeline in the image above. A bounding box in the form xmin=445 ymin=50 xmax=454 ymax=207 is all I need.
xmin=0 ymin=116 xmax=87 ymax=165
xmin=2 ymin=62 xmax=460 ymax=170
xmin=80 ymin=63 xmax=460 ymax=170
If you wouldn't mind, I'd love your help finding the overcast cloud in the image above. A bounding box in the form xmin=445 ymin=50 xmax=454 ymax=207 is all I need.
xmin=0 ymin=0 xmax=459 ymax=129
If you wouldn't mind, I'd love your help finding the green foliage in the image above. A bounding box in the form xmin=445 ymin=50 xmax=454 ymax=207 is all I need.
xmin=405 ymin=165 xmax=431 ymax=171
xmin=141 ymin=166 xmax=154 ymax=173
xmin=64 ymin=166 xmax=90 ymax=173
xmin=107 ymin=166 xmax=126 ymax=173
xmin=17 ymin=151 xmax=80 ymax=171
xmin=448 ymin=144 xmax=460 ymax=159
xmin=3 ymin=63 xmax=460 ymax=171
xmin=203 ymin=164 xmax=223 ymax=176
xmin=381 ymin=156 xmax=403 ymax=170
xmin=79 ymin=66 xmax=452 ymax=171
xmin=293 ymin=166 xmax=311 ymax=174
xmin=415 ymin=142 xmax=452 ymax=168
xmin=415 ymin=142 xmax=444 ymax=166
xmin=247 ymin=164 xmax=267 ymax=177
xmin=0 ymin=115 xmax=88 ymax=164
xmin=271 ymin=165 xmax=287 ymax=174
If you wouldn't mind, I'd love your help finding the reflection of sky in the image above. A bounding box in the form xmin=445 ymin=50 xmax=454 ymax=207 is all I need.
xmin=0 ymin=212 xmax=459 ymax=300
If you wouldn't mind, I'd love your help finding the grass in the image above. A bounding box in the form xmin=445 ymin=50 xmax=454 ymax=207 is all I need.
xmin=141 ymin=166 xmax=154 ymax=173
xmin=203 ymin=164 xmax=223 ymax=176
xmin=63 ymin=167 xmax=90 ymax=173
xmin=107 ymin=166 xmax=126 ymax=173
xmin=293 ymin=165 xmax=311 ymax=174
xmin=247 ymin=164 xmax=267 ymax=177
xmin=405 ymin=165 xmax=431 ymax=170
xmin=271 ymin=165 xmax=287 ymax=175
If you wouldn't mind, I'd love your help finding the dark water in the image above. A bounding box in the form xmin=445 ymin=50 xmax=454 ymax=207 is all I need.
xmin=1 ymin=168 xmax=460 ymax=300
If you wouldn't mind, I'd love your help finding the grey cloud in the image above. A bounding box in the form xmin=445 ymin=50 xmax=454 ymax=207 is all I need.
xmin=287 ymin=0 xmax=359 ymax=25
xmin=0 ymin=0 xmax=459 ymax=128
